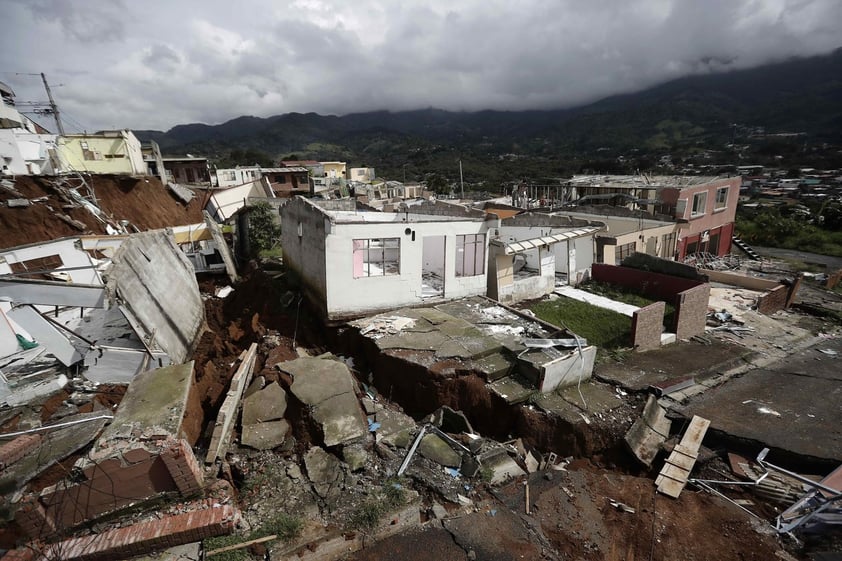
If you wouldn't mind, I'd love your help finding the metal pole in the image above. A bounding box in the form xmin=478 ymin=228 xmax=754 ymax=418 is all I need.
xmin=459 ymin=160 xmax=464 ymax=199
xmin=41 ymin=73 xmax=65 ymax=135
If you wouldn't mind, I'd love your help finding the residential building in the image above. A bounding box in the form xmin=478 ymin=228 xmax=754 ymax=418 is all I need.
xmin=349 ymin=167 xmax=375 ymax=183
xmin=145 ymin=153 xmax=210 ymax=185
xmin=322 ymin=161 xmax=347 ymax=179
xmin=261 ymin=166 xmax=310 ymax=196
xmin=281 ymin=160 xmax=323 ymax=177
xmin=55 ymin=130 xmax=147 ymax=175
xmin=565 ymin=175 xmax=740 ymax=259
xmin=214 ymin=166 xmax=262 ymax=188
xmin=0 ymin=81 xmax=58 ymax=175
xmin=282 ymin=197 xmax=498 ymax=320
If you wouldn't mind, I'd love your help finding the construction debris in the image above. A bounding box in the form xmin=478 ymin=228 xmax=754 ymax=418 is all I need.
xmin=656 ymin=415 xmax=710 ymax=498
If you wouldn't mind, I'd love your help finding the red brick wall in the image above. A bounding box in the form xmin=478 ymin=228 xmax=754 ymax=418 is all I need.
xmin=16 ymin=439 xmax=203 ymax=539
xmin=0 ymin=434 xmax=42 ymax=469
xmin=675 ymin=284 xmax=710 ymax=339
xmin=632 ymin=302 xmax=665 ymax=351
xmin=592 ymin=264 xmax=702 ymax=299
xmin=41 ymin=504 xmax=238 ymax=561
xmin=756 ymin=285 xmax=788 ymax=314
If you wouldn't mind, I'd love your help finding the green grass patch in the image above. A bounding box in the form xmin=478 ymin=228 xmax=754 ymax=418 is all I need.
xmin=529 ymin=296 xmax=631 ymax=349
xmin=581 ymin=281 xmax=676 ymax=328
xmin=347 ymin=480 xmax=407 ymax=532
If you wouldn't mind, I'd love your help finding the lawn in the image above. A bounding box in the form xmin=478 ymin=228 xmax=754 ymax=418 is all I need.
xmin=529 ymin=296 xmax=632 ymax=349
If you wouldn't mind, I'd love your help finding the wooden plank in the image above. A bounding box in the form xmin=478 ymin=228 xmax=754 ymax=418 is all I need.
xmin=656 ymin=415 xmax=710 ymax=499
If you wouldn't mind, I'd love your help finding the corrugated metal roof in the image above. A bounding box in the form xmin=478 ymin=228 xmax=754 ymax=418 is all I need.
xmin=493 ymin=226 xmax=601 ymax=255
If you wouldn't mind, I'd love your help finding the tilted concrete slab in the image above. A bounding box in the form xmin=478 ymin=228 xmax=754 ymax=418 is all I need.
xmin=7 ymin=304 xmax=84 ymax=367
xmin=682 ymin=337 xmax=842 ymax=463
xmin=283 ymin=356 xmax=367 ymax=447
xmin=0 ymin=278 xmax=106 ymax=308
xmin=97 ymin=361 xmax=194 ymax=448
xmin=624 ymin=395 xmax=672 ymax=467
xmin=108 ymin=230 xmax=205 ymax=364
xmin=242 ymin=382 xmax=287 ymax=425
xmin=418 ymin=434 xmax=462 ymax=468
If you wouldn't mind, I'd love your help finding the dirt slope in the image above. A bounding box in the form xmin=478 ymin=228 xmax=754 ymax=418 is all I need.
xmin=0 ymin=174 xmax=205 ymax=249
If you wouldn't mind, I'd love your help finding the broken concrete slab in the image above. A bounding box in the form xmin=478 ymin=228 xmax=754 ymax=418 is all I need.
xmin=418 ymin=433 xmax=462 ymax=468
xmin=488 ymin=374 xmax=535 ymax=404
xmin=625 ymin=395 xmax=672 ymax=467
xmin=207 ymin=344 xmax=257 ymax=463
xmin=242 ymin=381 xmax=287 ymax=425
xmin=284 ymin=356 xmax=367 ymax=447
xmin=241 ymin=420 xmax=289 ymax=450
xmin=656 ymin=415 xmax=710 ymax=498
xmin=108 ymin=230 xmax=205 ymax=364
xmin=478 ymin=447 xmax=526 ymax=485
xmin=472 ymin=352 xmax=515 ymax=381
xmin=431 ymin=406 xmax=475 ymax=435
xmin=376 ymin=407 xmax=417 ymax=449
xmin=304 ymin=446 xmax=344 ymax=500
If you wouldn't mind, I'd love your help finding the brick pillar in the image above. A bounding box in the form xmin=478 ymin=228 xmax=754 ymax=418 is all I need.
xmin=160 ymin=439 xmax=204 ymax=497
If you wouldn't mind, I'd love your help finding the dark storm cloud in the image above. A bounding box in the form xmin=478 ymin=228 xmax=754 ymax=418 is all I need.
xmin=1 ymin=0 xmax=840 ymax=130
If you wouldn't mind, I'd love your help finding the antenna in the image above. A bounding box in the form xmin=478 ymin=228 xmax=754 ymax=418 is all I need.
xmin=40 ymin=72 xmax=65 ymax=135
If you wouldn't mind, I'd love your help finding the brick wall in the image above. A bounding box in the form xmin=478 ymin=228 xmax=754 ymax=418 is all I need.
xmin=592 ymin=264 xmax=702 ymax=300
xmin=40 ymin=504 xmax=238 ymax=561
xmin=0 ymin=434 xmax=42 ymax=469
xmin=632 ymin=302 xmax=665 ymax=351
xmin=825 ymin=269 xmax=842 ymax=290
xmin=16 ymin=438 xmax=203 ymax=539
xmin=756 ymin=284 xmax=789 ymax=315
xmin=675 ymin=284 xmax=710 ymax=340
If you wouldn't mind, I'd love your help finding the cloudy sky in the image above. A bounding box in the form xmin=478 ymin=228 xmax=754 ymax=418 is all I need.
xmin=2 ymin=0 xmax=841 ymax=132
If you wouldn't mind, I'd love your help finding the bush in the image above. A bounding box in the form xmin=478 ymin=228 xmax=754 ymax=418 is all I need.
xmin=247 ymin=202 xmax=281 ymax=257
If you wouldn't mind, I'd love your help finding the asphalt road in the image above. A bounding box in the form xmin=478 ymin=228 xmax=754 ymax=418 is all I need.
xmin=754 ymin=246 xmax=842 ymax=270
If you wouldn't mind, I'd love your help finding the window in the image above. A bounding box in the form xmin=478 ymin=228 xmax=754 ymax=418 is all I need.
xmin=715 ymin=187 xmax=728 ymax=210
xmin=275 ymin=175 xmax=287 ymax=184
xmin=691 ymin=192 xmax=707 ymax=216
xmin=353 ymin=238 xmax=400 ymax=277
xmin=10 ymin=254 xmax=64 ymax=276
xmin=222 ymin=171 xmax=236 ymax=181
xmin=615 ymin=242 xmax=636 ymax=264
xmin=455 ymin=234 xmax=485 ymax=277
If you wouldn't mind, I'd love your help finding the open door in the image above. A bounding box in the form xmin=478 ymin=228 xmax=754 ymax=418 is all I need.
xmin=422 ymin=235 xmax=446 ymax=298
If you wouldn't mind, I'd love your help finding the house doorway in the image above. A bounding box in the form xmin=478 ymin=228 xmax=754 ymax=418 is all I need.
xmin=422 ymin=235 xmax=446 ymax=298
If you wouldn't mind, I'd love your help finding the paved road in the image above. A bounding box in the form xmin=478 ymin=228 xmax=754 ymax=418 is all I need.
xmin=753 ymin=246 xmax=842 ymax=270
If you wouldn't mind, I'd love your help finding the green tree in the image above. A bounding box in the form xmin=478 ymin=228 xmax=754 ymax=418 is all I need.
xmin=247 ymin=202 xmax=281 ymax=257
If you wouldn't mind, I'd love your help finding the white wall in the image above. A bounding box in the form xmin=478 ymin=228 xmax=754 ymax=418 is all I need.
xmin=208 ymin=180 xmax=268 ymax=221
xmin=0 ymin=129 xmax=26 ymax=174
xmin=324 ymin=219 xmax=491 ymax=317
xmin=0 ymin=238 xmax=101 ymax=285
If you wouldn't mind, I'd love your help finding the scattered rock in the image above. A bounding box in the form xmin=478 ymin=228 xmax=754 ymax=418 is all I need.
xmin=242 ymin=381 xmax=286 ymax=425
xmin=304 ymin=446 xmax=344 ymax=500
xmin=343 ymin=444 xmax=369 ymax=472
xmin=241 ymin=420 xmax=289 ymax=450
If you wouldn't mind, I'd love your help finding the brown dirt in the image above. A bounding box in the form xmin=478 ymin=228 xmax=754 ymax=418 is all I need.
xmin=533 ymin=467 xmax=786 ymax=561
xmin=0 ymin=174 xmax=204 ymax=250
xmin=188 ymin=267 xmax=323 ymax=448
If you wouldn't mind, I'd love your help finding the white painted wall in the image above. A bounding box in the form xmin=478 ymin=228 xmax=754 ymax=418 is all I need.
xmin=324 ymin=220 xmax=491 ymax=317
xmin=0 ymin=238 xmax=101 ymax=285
xmin=207 ymin=180 xmax=268 ymax=221
xmin=0 ymin=129 xmax=26 ymax=174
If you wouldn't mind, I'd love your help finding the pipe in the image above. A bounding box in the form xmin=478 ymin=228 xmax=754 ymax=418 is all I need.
xmin=0 ymin=414 xmax=113 ymax=439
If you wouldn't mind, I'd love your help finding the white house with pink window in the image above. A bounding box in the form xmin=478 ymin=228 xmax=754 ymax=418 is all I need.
xmin=281 ymin=197 xmax=500 ymax=320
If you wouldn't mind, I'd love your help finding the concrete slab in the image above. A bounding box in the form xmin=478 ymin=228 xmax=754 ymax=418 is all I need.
xmin=488 ymin=375 xmax=535 ymax=404
xmin=97 ymin=361 xmax=193 ymax=447
xmin=472 ymin=352 xmax=515 ymax=381
xmin=479 ymin=448 xmax=527 ymax=485
xmin=624 ymin=395 xmax=672 ymax=467
xmin=683 ymin=337 xmax=842 ymax=463
xmin=418 ymin=434 xmax=462 ymax=468
xmin=376 ymin=407 xmax=417 ymax=449
xmin=242 ymin=382 xmax=287 ymax=425
xmin=284 ymin=357 xmax=367 ymax=447
xmin=304 ymin=446 xmax=343 ymax=500
xmin=377 ymin=330 xmax=450 ymax=352
xmin=241 ymin=420 xmax=289 ymax=450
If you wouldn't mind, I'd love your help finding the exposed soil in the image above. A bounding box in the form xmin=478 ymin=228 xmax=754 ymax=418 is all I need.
xmin=0 ymin=174 xmax=204 ymax=250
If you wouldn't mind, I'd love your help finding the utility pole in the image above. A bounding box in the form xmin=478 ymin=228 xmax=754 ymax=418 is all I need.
xmin=40 ymin=73 xmax=65 ymax=135
xmin=459 ymin=160 xmax=464 ymax=200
